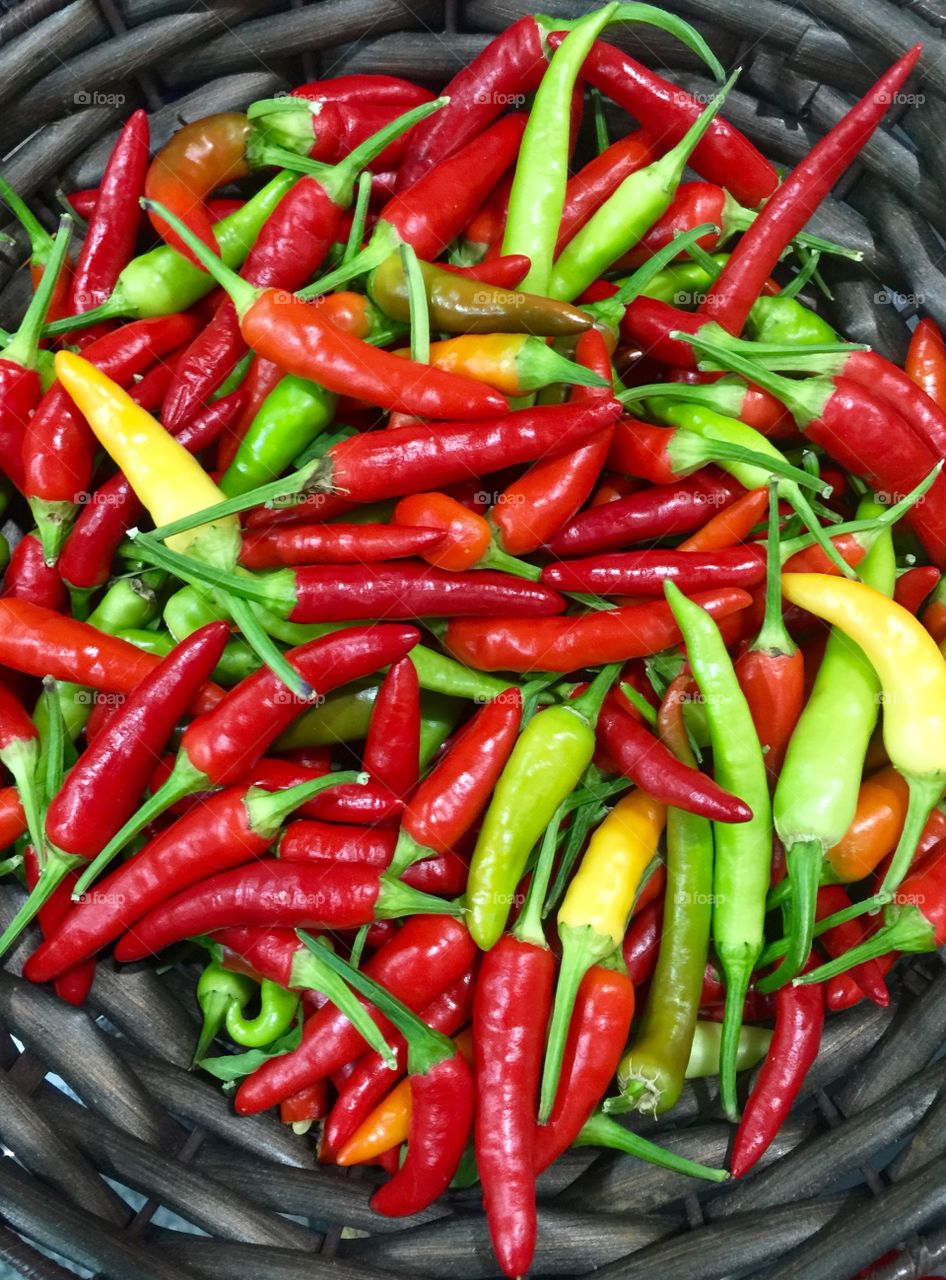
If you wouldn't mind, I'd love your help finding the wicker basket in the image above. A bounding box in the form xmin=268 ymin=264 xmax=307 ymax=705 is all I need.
xmin=2 ymin=2 xmax=946 ymax=1277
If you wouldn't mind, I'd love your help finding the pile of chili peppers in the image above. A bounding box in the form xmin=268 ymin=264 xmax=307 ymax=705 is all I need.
xmin=1 ymin=7 xmax=945 ymax=1273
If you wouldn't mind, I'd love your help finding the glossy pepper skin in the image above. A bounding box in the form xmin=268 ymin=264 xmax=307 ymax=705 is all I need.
xmin=239 ymin=522 xmax=444 ymax=569
xmin=2 ymin=535 xmax=67 ymax=612
xmin=23 ymin=845 xmax=95 ymax=1008
xmin=234 ymin=916 xmax=476 ymax=1114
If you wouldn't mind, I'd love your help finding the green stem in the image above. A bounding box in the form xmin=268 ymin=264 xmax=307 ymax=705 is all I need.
xmin=512 ymin=804 xmax=566 ymax=947
xmin=139 ymin=198 xmax=260 ymax=319
xmin=400 ymin=242 xmax=429 ymax=365
xmin=753 ymin=480 xmax=795 ymax=657
xmin=227 ymin=594 xmax=309 ymax=699
xmin=784 ymin=483 xmax=857 ymax=580
xmin=0 ymin=176 xmax=53 ymax=260
xmin=757 ymin=891 xmax=889 ymax=968
xmin=539 ymin=922 xmax=611 ymax=1121
xmin=755 ymin=839 xmax=822 ymax=993
xmin=4 ymin=217 xmax=72 ymax=369
xmin=575 ymin=1110 xmax=728 ymax=1182
xmin=142 ymin=461 xmax=322 ymax=543
xmin=1 ymin=740 xmax=45 ymax=867
xmin=718 ymin=953 xmax=754 ymax=1121
xmin=0 ymin=849 xmax=83 ymax=959
xmin=878 ymin=773 xmax=945 ymax=896
xmin=587 ymin=221 xmax=719 ymax=327
xmin=245 ymin=770 xmax=365 ymax=836
xmin=795 ymin=904 xmax=936 ymax=984
xmin=780 ymin=248 xmax=822 ymax=301
xmin=569 ymin=662 xmax=623 ymax=726
xmin=343 ymin=171 xmax=372 ymax=266
xmin=620 ymin=681 xmax=657 ymax=727
xmin=288 ymin=941 xmax=398 ymax=1068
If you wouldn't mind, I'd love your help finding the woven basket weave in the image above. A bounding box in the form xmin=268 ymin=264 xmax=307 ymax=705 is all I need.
xmin=1 ymin=2 xmax=946 ymax=1277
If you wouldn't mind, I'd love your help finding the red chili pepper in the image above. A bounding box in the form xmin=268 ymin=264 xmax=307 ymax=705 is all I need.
xmin=23 ymin=845 xmax=95 ymax=1008
xmin=547 ymin=468 xmax=742 ymax=556
xmin=621 ymin=898 xmax=662 ymax=987
xmin=379 ymin=114 xmax=526 ymax=262
xmin=23 ymin=772 xmax=359 ymax=983
xmin=67 ymin=110 xmax=149 ymax=339
xmin=0 ymin=600 xmax=221 ymax=710
xmin=324 ymin=967 xmax=475 ymax=1155
xmin=555 ymin=131 xmax=657 ymax=255
xmin=699 ymin=47 xmax=921 ymax=334
xmin=543 ymin=545 xmax=766 ymax=597
xmin=399 ymin=689 xmax=522 ymax=861
xmin=445 ymin=587 xmax=751 ymax=674
xmin=66 ymin=189 xmax=99 ymax=219
xmin=234 ymin=915 xmax=476 ymax=1113
xmin=815 ymin=885 xmax=889 ymax=1008
xmin=22 ymin=314 xmax=199 ymax=555
xmin=239 ymin=522 xmax=445 ymax=569
xmin=396 ymin=18 xmax=545 ymax=190
xmin=462 ymin=171 xmax=514 ymax=258
xmin=363 ymin=659 xmax=420 ymax=801
xmin=1 ymin=534 xmax=67 ymax=612
xmin=907 ymin=317 xmax=946 ymax=412
xmin=595 ymin=690 xmax=752 ymax=822
xmin=391 ymin=493 xmax=495 ymax=572
xmin=279 ymin=1081 xmax=328 ymax=1126
xmin=279 ymin=821 xmax=468 ymax=898
xmin=534 ymin=963 xmax=635 ymax=1172
xmin=554 ymin=36 xmax=777 ymax=206
xmin=59 ymin=390 xmax=245 ymax=599
xmin=292 ymin=73 xmax=431 ymax=109
xmin=492 ymin=330 xmax=616 ymax=555
xmin=444 ymin=254 xmax=531 ymax=289
xmin=895 ymin=566 xmax=941 ymax=617
xmin=730 ymin=957 xmax=824 ymax=1177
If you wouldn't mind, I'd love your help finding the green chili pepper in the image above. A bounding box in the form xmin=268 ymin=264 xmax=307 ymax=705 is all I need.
xmin=212 ymin=349 xmax=255 ymax=400
xmin=746 ymin=293 xmax=841 ymax=346
xmin=762 ymin=499 xmax=895 ymax=992
xmin=665 ymin=581 xmax=772 ymax=1122
xmin=609 ymin=686 xmax=714 ymax=1115
xmin=684 ymin=1019 xmax=773 ymax=1080
xmin=547 ymin=71 xmax=738 ymax=302
xmin=194 ymin=961 xmax=257 ymax=1064
xmin=226 ymin=980 xmax=300 ymax=1049
xmin=118 ymin=627 xmax=259 ymax=686
xmin=274 ymin=678 xmax=379 ymax=749
xmin=44 ymin=172 xmax=298 ymax=335
xmin=418 ymin=692 xmax=464 ymax=770
xmin=409 ymin=645 xmax=513 ymax=704
xmin=467 ymin=663 xmax=620 ymax=950
xmin=221 ymin=376 xmax=338 ymax=498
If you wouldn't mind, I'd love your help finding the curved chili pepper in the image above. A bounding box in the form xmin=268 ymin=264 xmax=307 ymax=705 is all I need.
xmin=596 ymin=688 xmax=751 ymax=823
xmin=23 ymin=772 xmax=361 ymax=983
xmin=730 ymin=958 xmax=824 ymax=1178
xmin=698 ymin=46 xmax=921 ymax=335
xmin=445 ymin=586 xmax=752 ymax=674
xmin=364 ymin=658 xmax=420 ymax=802
xmin=815 ymin=885 xmax=889 ymax=1008
xmin=73 ymin=625 xmax=420 ymax=892
xmin=23 ymin=845 xmax=95 ymax=1008
xmin=2 ymin=535 xmax=67 ymax=612
xmin=556 ymin=36 xmax=776 ymax=206
xmin=23 ymin=313 xmax=199 ymax=559
xmin=67 ymin=110 xmax=148 ymax=338
xmin=325 ymin=968 xmax=474 ymax=1156
xmin=666 ymin=582 xmax=772 ymax=1121
xmin=194 ymin=961 xmax=257 ymax=1062
xmin=547 ymin=468 xmax=742 ymax=556
xmin=239 ymin=522 xmax=445 ymax=569
xmin=895 ymin=566 xmax=940 ymax=617
xmin=233 ymin=915 xmax=475 ymax=1114
xmin=534 ymin=961 xmax=634 ymax=1171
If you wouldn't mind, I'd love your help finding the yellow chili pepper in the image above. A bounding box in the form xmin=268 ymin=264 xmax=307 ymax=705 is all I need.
xmin=782 ymin=572 xmax=946 ymax=894
xmin=393 ymin=333 xmax=607 ymax=396
xmin=54 ymin=351 xmax=238 ymax=558
xmin=538 ymin=790 xmax=666 ymax=1121
xmin=54 ymin=351 xmax=306 ymax=695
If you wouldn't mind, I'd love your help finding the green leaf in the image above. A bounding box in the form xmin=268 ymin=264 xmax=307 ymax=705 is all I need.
xmin=198 ymin=1018 xmax=302 ymax=1083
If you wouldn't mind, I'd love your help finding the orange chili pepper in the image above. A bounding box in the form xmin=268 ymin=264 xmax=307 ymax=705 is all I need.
xmin=677 ymin=486 xmax=768 ymax=552
xmin=825 ymin=766 xmax=946 ymax=882
xmin=906 ymin=317 xmax=946 ymax=412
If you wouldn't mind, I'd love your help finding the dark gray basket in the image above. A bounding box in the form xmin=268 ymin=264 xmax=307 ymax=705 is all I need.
xmin=2 ymin=2 xmax=946 ymax=1276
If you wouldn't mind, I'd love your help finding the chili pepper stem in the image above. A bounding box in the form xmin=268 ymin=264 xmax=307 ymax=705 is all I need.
xmin=755 ymin=480 xmax=796 ymax=657
xmin=226 ymin=594 xmax=311 ymax=699
xmin=539 ymin=922 xmax=612 ymax=1123
xmin=193 ymin=991 xmax=233 ymax=1065
xmin=71 ymin=752 xmax=207 ymax=897
xmin=756 ymin=891 xmax=889 ymax=968
xmin=0 ymin=848 xmax=84 ymax=959
xmin=878 ymin=773 xmax=946 ymax=896
xmin=718 ymin=954 xmax=754 ymax=1121
xmin=4 ymin=216 xmax=72 ymax=369
xmin=1 ymin=739 xmax=45 ymax=865
xmin=755 ymin=839 xmax=821 ymax=993
xmin=795 ymin=905 xmax=936 ymax=985
xmin=28 ymin=501 xmax=78 ymax=566
xmin=575 ymin=1110 xmax=728 ymax=1182
xmin=139 ymin=198 xmax=260 ymax=320
xmin=389 ymin=829 xmax=434 ymax=879
xmin=479 ymin=539 xmax=542 ymax=581
xmin=667 ymin=434 xmax=828 ymax=495
xmin=0 ymin=175 xmax=54 ymax=264
xmin=245 ymin=770 xmax=367 ymax=835
xmin=513 ymin=805 xmax=566 ymax=948
xmin=782 ymin=483 xmax=857 ymax=580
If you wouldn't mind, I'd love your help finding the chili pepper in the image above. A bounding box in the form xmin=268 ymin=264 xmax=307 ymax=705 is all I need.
xmin=303 ymin=933 xmax=474 ymax=1215
xmin=22 ymin=844 xmax=94 ymax=1007
xmin=907 ymin=317 xmax=946 ymax=412
xmin=395 ymin=333 xmax=606 ymax=396
xmin=145 ymin=200 xmax=509 ymax=423
xmin=45 ymin=171 xmax=298 ymax=337
xmin=2 ymin=535 xmax=67 ymax=613
xmin=24 ymin=771 xmax=364 ymax=984
xmin=0 ymin=622 xmax=230 ymax=960
xmin=555 ymin=130 xmax=657 ymax=255
xmin=596 ymin=687 xmax=751 ymax=823
xmin=0 ymin=217 xmax=72 ymax=491
xmin=0 ymin=178 xmax=74 ymax=325
xmin=240 ymin=522 xmax=445 ymax=569
xmin=0 ymin=683 xmax=44 ymax=862
xmin=363 ymin=658 xmax=420 ymax=803
xmin=216 ymin=355 xmax=282 ymax=471
xmin=730 ymin=957 xmax=823 ymax=1177
xmin=765 ymin=507 xmax=895 ymax=990
xmin=896 ymin=566 xmax=940 ymax=616
xmin=475 ymin=804 xmax=567 ymax=1279
xmin=0 ymin=787 xmax=25 ymax=851
xmin=782 ymin=574 xmax=946 ymax=896
xmin=468 ymin=665 xmax=619 ymax=951
xmin=698 ymin=47 xmax=921 ymax=335
xmin=820 ymin=767 xmax=946 ymax=886
xmin=234 ymin=915 xmax=475 ymax=1113
xmin=326 ymin=967 xmax=474 ymax=1155
xmin=292 ymin=72 xmax=431 ymax=109
xmin=444 ymin=253 xmax=531 ymax=289
xmin=72 ymin=625 xmax=419 ymax=894
xmin=538 ymin=785 xmax=665 ymax=1122
xmin=543 ymin=545 xmax=766 ymax=596
xmin=280 ymin=1081 xmax=328 ymax=1129
xmin=797 ymin=837 xmax=946 ymax=985
xmin=445 ymin=586 xmax=752 ymax=675
xmin=557 ymin=36 xmax=776 ymax=205
xmin=23 ymin=313 xmax=199 ymax=559
xmin=67 ymin=110 xmax=148 ymax=338
xmin=461 ymin=170 xmax=514 ymax=259
xmin=193 ymin=961 xmax=257 ymax=1062
xmin=547 ymin=468 xmax=742 ymax=556
xmin=814 ymin=885 xmax=890 ymax=1007
xmin=65 ymin=188 xmax=98 ymax=219
xmin=364 ymin=251 xmax=592 ymax=337
xmin=548 ymin=74 xmax=737 ymax=302
xmin=390 ymin=493 xmax=536 ymax=578
xmin=492 ymin=330 xmax=616 ymax=555
xmin=665 ymin=581 xmax=772 ymax=1120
